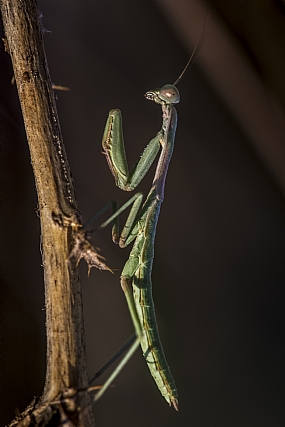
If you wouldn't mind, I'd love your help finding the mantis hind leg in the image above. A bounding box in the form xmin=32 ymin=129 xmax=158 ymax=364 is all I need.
xmin=91 ymin=333 xmax=140 ymax=403
xmin=89 ymin=275 xmax=143 ymax=404
xmin=82 ymin=196 xmax=145 ymax=402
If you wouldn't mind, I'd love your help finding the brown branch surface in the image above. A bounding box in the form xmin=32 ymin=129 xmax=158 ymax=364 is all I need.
xmin=0 ymin=1 xmax=95 ymax=426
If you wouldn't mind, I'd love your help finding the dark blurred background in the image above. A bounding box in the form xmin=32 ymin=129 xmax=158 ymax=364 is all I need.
xmin=1 ymin=1 xmax=285 ymax=426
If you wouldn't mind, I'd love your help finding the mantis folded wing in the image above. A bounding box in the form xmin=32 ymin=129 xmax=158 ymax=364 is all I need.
xmin=100 ymin=84 xmax=180 ymax=410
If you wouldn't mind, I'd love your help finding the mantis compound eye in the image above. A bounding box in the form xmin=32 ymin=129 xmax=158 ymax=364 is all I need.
xmin=158 ymin=85 xmax=180 ymax=104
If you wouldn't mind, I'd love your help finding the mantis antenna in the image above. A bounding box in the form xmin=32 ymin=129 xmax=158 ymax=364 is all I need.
xmin=173 ymin=10 xmax=210 ymax=86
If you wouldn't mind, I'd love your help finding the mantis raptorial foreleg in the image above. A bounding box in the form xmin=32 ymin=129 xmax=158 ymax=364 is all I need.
xmin=100 ymin=85 xmax=180 ymax=410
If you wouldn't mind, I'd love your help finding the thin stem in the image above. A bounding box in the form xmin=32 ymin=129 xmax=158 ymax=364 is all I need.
xmin=0 ymin=1 xmax=94 ymax=426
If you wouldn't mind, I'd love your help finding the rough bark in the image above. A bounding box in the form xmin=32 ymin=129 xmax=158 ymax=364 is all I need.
xmin=1 ymin=1 xmax=95 ymax=425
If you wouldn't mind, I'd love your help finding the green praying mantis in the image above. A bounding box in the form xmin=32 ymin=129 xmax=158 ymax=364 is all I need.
xmin=81 ymin=16 xmax=208 ymax=410
xmin=84 ymin=82 xmax=180 ymax=409
xmin=98 ymin=82 xmax=180 ymax=410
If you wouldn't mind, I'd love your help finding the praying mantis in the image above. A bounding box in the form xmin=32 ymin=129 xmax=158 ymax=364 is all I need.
xmin=94 ymin=83 xmax=181 ymax=410
xmin=82 ymin=15 xmax=208 ymax=410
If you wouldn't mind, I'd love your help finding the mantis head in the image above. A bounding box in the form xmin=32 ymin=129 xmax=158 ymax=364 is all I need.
xmin=145 ymin=84 xmax=180 ymax=106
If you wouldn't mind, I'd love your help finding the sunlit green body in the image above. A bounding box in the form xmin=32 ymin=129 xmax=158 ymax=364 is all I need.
xmin=102 ymin=85 xmax=179 ymax=409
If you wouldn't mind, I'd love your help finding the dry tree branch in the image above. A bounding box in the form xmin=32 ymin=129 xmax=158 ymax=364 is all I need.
xmin=0 ymin=1 xmax=109 ymax=426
